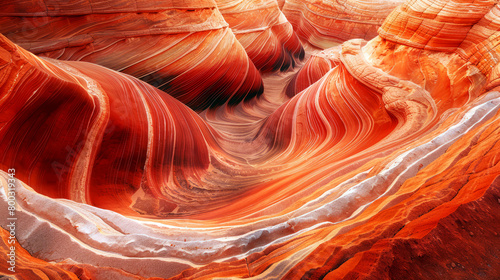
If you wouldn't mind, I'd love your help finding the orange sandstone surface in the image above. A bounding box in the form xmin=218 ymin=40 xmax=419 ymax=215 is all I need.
xmin=1 ymin=0 xmax=500 ymax=279
xmin=283 ymin=0 xmax=405 ymax=49
xmin=0 ymin=0 xmax=264 ymax=110
xmin=214 ymin=0 xmax=304 ymax=72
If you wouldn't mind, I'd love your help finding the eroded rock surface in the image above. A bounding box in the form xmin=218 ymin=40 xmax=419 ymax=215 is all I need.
xmin=1 ymin=0 xmax=500 ymax=279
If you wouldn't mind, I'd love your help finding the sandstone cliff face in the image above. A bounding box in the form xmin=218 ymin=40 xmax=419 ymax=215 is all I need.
xmin=1 ymin=0 xmax=500 ymax=279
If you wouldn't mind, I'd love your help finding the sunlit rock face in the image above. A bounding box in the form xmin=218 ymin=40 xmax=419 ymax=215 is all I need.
xmin=215 ymin=0 xmax=304 ymax=71
xmin=283 ymin=0 xmax=405 ymax=49
xmin=1 ymin=0 xmax=500 ymax=279
xmin=0 ymin=0 xmax=264 ymax=110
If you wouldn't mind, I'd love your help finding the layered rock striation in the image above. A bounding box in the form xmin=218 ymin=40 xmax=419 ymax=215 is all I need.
xmin=283 ymin=0 xmax=405 ymax=49
xmin=1 ymin=0 xmax=500 ymax=279
xmin=0 ymin=0 xmax=264 ymax=110
xmin=215 ymin=0 xmax=304 ymax=71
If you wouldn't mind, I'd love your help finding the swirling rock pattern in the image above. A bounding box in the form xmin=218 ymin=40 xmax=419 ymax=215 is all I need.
xmin=0 ymin=0 xmax=264 ymax=111
xmin=215 ymin=0 xmax=305 ymax=71
xmin=379 ymin=0 xmax=495 ymax=52
xmin=284 ymin=45 xmax=341 ymax=97
xmin=0 ymin=34 xmax=253 ymax=217
xmin=1 ymin=0 xmax=500 ymax=279
xmin=283 ymin=0 xmax=405 ymax=49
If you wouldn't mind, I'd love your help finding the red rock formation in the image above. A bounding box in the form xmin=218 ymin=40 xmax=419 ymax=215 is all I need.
xmin=285 ymin=108 xmax=500 ymax=279
xmin=284 ymin=45 xmax=341 ymax=97
xmin=215 ymin=0 xmax=304 ymax=71
xmin=0 ymin=34 xmax=247 ymax=217
xmin=1 ymin=0 xmax=500 ymax=279
xmin=168 ymin=0 xmax=500 ymax=277
xmin=378 ymin=0 xmax=494 ymax=52
xmin=283 ymin=0 xmax=404 ymax=49
xmin=0 ymin=0 xmax=263 ymax=110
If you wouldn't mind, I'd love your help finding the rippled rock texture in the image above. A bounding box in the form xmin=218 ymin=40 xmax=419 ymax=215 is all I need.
xmin=283 ymin=0 xmax=405 ymax=49
xmin=1 ymin=0 xmax=500 ymax=279
xmin=0 ymin=0 xmax=264 ymax=110
xmin=215 ymin=0 xmax=304 ymax=71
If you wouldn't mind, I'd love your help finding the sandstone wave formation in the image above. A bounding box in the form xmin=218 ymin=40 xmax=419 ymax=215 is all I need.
xmin=282 ymin=0 xmax=405 ymax=49
xmin=214 ymin=0 xmax=304 ymax=72
xmin=0 ymin=0 xmax=264 ymax=110
xmin=1 ymin=0 xmax=500 ymax=279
